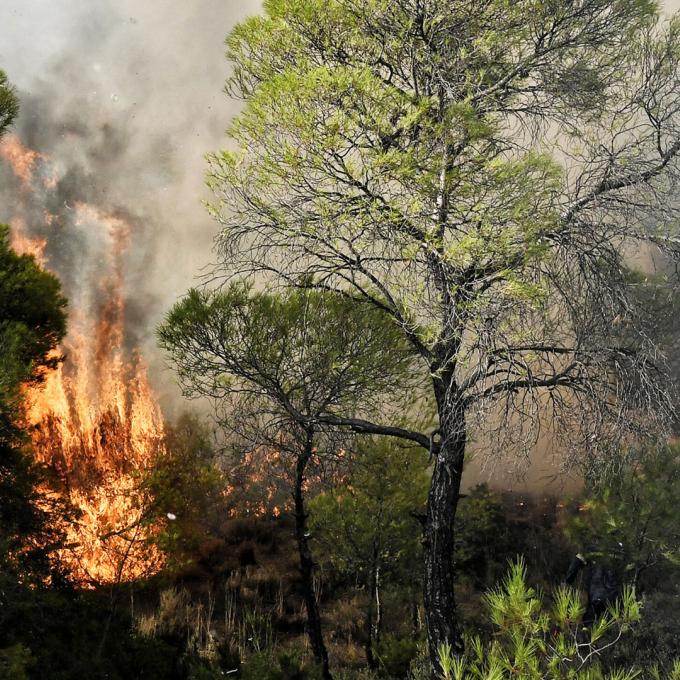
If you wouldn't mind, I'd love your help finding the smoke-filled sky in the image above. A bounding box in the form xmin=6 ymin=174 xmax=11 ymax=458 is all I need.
xmin=0 ymin=0 xmax=261 ymax=410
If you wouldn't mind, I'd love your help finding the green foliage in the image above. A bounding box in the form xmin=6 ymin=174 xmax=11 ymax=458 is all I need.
xmin=562 ymin=444 xmax=680 ymax=672
xmin=0 ymin=223 xmax=68 ymax=578
xmin=374 ymin=634 xmax=420 ymax=679
xmin=569 ymin=444 xmax=680 ymax=586
xmin=0 ymin=69 xmax=18 ymax=138
xmin=214 ymin=0 xmax=575 ymax=322
xmin=0 ymin=224 xmax=67 ymax=417
xmin=158 ymin=283 xmax=417 ymax=421
xmin=0 ymin=572 xmax=191 ymax=680
xmin=310 ymin=440 xmax=428 ymax=672
xmin=184 ymin=657 xmax=226 ymax=680
xmin=454 ymin=485 xmax=512 ymax=585
xmin=309 ymin=439 xmax=429 ymax=586
xmin=432 ymin=560 xmax=655 ymax=680
xmin=241 ymin=650 xmax=323 ymax=680
xmin=0 ymin=644 xmax=34 ymax=680
xmin=142 ymin=412 xmax=225 ymax=568
xmin=211 ymin=0 xmax=680 ymax=375
xmin=605 ymin=589 xmax=680 ymax=673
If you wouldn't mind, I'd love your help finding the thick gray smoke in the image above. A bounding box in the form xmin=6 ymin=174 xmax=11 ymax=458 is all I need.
xmin=0 ymin=0 xmax=261 ymax=413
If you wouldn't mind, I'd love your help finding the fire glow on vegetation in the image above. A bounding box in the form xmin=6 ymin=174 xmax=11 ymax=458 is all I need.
xmin=225 ymin=445 xmax=347 ymax=520
xmin=1 ymin=135 xmax=167 ymax=586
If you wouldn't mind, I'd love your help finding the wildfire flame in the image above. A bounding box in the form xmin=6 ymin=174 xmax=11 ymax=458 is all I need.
xmin=0 ymin=136 xmax=43 ymax=187
xmin=225 ymin=444 xmax=347 ymax=519
xmin=1 ymin=135 xmax=166 ymax=586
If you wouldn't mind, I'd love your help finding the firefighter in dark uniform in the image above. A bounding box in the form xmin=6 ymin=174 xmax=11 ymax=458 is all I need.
xmin=566 ymin=543 xmax=625 ymax=625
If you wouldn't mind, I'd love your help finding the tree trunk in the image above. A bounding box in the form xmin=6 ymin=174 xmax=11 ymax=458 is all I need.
xmin=374 ymin=562 xmax=382 ymax=648
xmin=411 ymin=587 xmax=421 ymax=633
xmin=294 ymin=431 xmax=332 ymax=680
xmin=365 ymin=547 xmax=382 ymax=670
xmin=423 ymin=384 xmax=466 ymax=677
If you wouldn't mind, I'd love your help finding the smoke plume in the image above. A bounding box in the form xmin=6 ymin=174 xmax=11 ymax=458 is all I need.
xmin=0 ymin=0 xmax=261 ymax=414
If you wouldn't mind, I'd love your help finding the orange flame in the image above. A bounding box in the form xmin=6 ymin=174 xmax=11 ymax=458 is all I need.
xmin=1 ymin=135 xmax=167 ymax=586
xmin=9 ymin=217 xmax=48 ymax=266
xmin=0 ymin=135 xmax=43 ymax=187
xmin=225 ymin=444 xmax=343 ymax=519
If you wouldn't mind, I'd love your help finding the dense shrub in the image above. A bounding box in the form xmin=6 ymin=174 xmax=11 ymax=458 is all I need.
xmin=421 ymin=562 xmax=680 ymax=680
xmin=0 ymin=576 xmax=192 ymax=680
xmin=240 ymin=650 xmax=323 ymax=680
xmin=375 ymin=634 xmax=420 ymax=679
